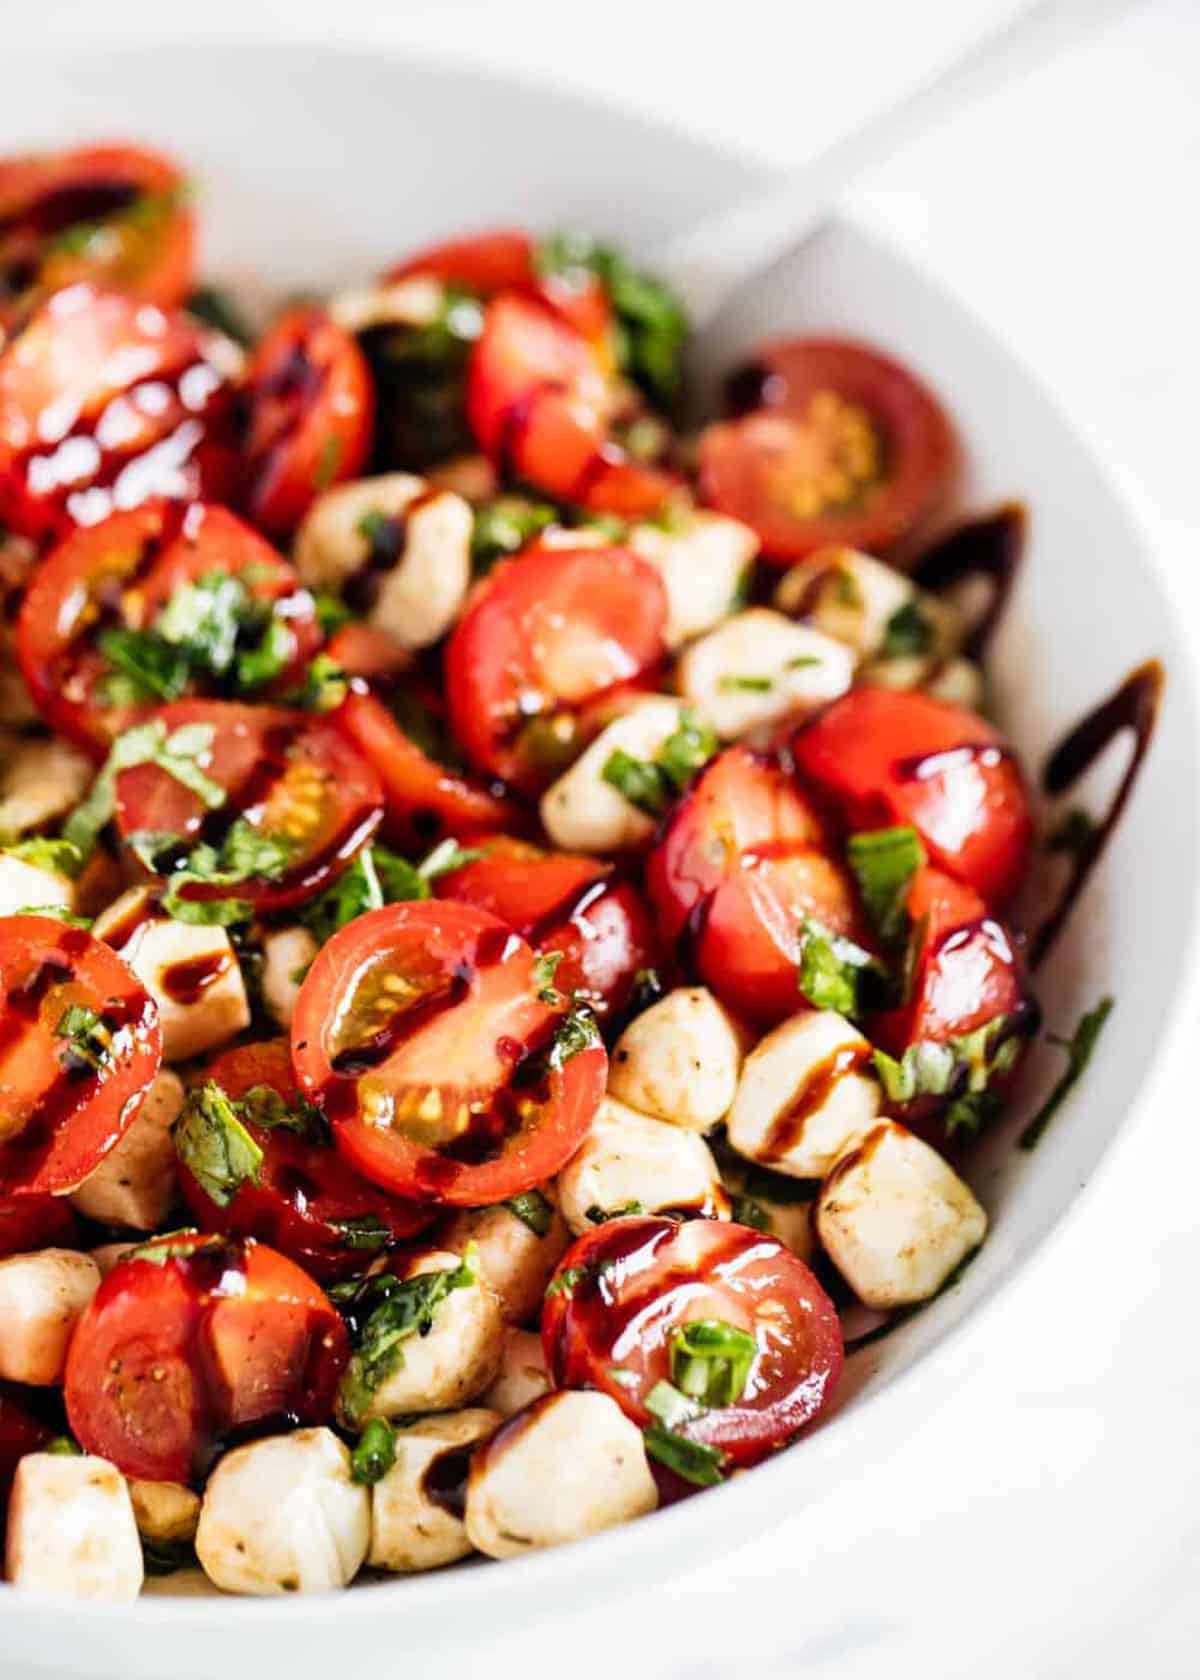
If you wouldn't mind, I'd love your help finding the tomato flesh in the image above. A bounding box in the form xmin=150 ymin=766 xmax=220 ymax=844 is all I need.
xmin=0 ymin=1385 xmax=52 ymax=1515
xmin=543 ymin=1216 xmax=843 ymax=1468
xmin=0 ymin=1193 xmax=79 ymax=1258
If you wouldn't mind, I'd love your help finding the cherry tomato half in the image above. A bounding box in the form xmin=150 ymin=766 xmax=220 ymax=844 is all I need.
xmin=543 ymin=1216 xmax=843 ymax=1469
xmin=0 ymin=142 xmax=195 ymax=336
xmin=0 ymin=1193 xmax=79 ymax=1259
xmin=646 ymin=746 xmax=864 ymax=1025
xmin=790 ymin=686 xmax=1034 ymax=906
xmin=0 ymin=916 xmax=161 ymax=1196
xmin=0 ymin=284 xmax=241 ymax=543
xmin=435 ymin=835 xmax=657 ymax=1021
xmin=177 ymin=1041 xmax=434 ymax=1279
xmin=291 ymin=900 xmax=606 ymax=1207
xmin=64 ymin=1232 xmax=348 ymax=1483
xmin=444 ymin=541 xmax=667 ymax=791
xmin=698 ymin=338 xmax=956 ymax=563
xmin=17 ymin=501 xmax=321 ymax=758
xmin=385 ymin=228 xmax=537 ymax=295
xmin=0 ymin=1385 xmax=52 ymax=1515
xmin=240 ymin=307 xmax=373 ymax=537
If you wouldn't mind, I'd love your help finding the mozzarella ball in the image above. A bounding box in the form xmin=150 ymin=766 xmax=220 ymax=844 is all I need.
xmin=0 ymin=851 xmax=74 ymax=918
xmin=437 ymin=1195 xmax=569 ymax=1325
xmin=817 ymin=1121 xmax=987 ymax=1308
xmin=608 ymin=987 xmax=744 ymax=1132
xmin=466 ymin=1391 xmax=657 ymax=1559
xmin=0 ymin=736 xmax=92 ymax=836
xmin=629 ymin=510 xmax=757 ymax=647
xmin=94 ymin=889 xmax=250 ymax=1064
xmin=727 ymin=1011 xmax=881 ymax=1180
xmin=678 ymin=608 xmax=852 ymax=741
xmin=741 ymin=1192 xmax=817 ymax=1262
xmin=557 ymin=1096 xmax=727 ymax=1235
xmin=483 ymin=1328 xmax=552 ymax=1416
xmin=127 ymin=1479 xmax=200 ymax=1545
xmin=0 ymin=1249 xmax=100 ymax=1385
xmin=195 ymin=1429 xmax=369 ymax=1596
xmin=327 ymin=274 xmax=444 ymax=335
xmin=540 ymin=696 xmax=687 ymax=853
xmin=70 ymin=1070 xmax=183 ymax=1230
xmin=775 ymin=546 xmax=917 ymax=659
xmin=368 ymin=1407 xmax=500 ymax=1574
xmin=5 ymin=1454 xmax=143 ymax=1602
xmin=261 ymin=925 xmax=318 ymax=1032
xmin=338 ymin=1250 xmax=504 ymax=1427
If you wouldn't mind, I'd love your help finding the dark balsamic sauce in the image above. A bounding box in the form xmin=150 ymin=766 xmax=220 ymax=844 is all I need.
xmin=421 ymin=1444 xmax=474 ymax=1520
xmin=761 ymin=1043 xmax=872 ymax=1162
xmin=161 ymin=949 xmax=233 ymax=1006
xmin=912 ymin=502 xmax=1026 ymax=660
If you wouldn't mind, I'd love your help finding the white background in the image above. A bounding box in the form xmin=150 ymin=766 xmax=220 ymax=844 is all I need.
xmin=13 ymin=0 xmax=1200 ymax=1673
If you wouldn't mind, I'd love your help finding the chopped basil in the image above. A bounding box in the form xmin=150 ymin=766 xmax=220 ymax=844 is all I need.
xmin=602 ymin=713 xmax=718 ymax=818
xmin=4 ymin=837 xmax=84 ymax=877
xmin=629 ymin=966 xmax=664 ymax=1013
xmin=159 ymin=819 xmax=294 ymax=928
xmin=532 ymin=950 xmax=565 ymax=1003
xmin=313 ymin=591 xmax=352 ymax=636
xmin=545 ymin=1265 xmax=586 ymax=1301
xmin=234 ymin=1084 xmax=331 ymax=1145
xmin=943 ymin=1088 xmax=1003 ymax=1141
xmin=657 ymin=714 xmax=719 ymax=794
xmin=873 ymin=1016 xmax=1023 ymax=1113
xmin=96 ymin=626 xmax=190 ymax=704
xmin=45 ymin=1435 xmax=82 ymax=1456
xmin=785 ymin=653 xmax=821 ymax=670
xmin=718 ymin=674 xmax=773 ymax=693
xmin=54 ymin=1004 xmax=111 ymax=1075
xmin=601 ymin=748 xmax=669 ymax=817
xmin=299 ymin=839 xmax=480 ymax=945
xmin=338 ymin=1254 xmax=476 ymax=1428
xmin=172 ymin=1082 xmax=264 ymax=1208
xmin=645 ymin=1378 xmax=702 ymax=1429
xmin=296 ymin=653 xmax=350 ymax=713
xmin=504 ymin=1189 xmax=555 ymax=1237
xmin=846 ymin=825 xmax=925 ymax=949
xmin=1018 ymin=996 xmax=1114 ymax=1151
xmin=728 ymin=1194 xmax=770 ymax=1231
xmin=1046 ymin=806 xmax=1098 ymax=859
xmin=142 ymin=1535 xmax=199 ymax=1577
xmin=350 ymin=1418 xmax=397 ymax=1485
xmin=64 ymin=720 xmax=226 ymax=859
xmin=123 ymin=1229 xmax=203 ymax=1267
xmin=669 ymin=1319 xmax=756 ymax=1408
xmin=471 ymin=497 xmax=557 ymax=573
xmin=881 ymin=598 xmax=936 ymax=658
xmin=15 ymin=902 xmax=91 ymax=925
xmin=585 ymin=1200 xmax=645 ymax=1224
xmin=546 ymin=1003 xmax=602 ymax=1071
xmin=187 ymin=284 xmax=254 ymax=346
xmin=642 ymin=1382 xmax=728 ymax=1486
xmin=327 ymin=1215 xmax=391 ymax=1251
xmin=797 ymin=918 xmax=887 ymax=1018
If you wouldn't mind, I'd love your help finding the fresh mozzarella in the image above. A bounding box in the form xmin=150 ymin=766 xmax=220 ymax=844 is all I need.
xmin=539 ymin=697 xmax=687 ymax=854
xmin=261 ymin=925 xmax=318 ymax=1032
xmin=677 ymin=608 xmax=853 ymax=739
xmin=70 ymin=1070 xmax=183 ymax=1231
xmin=727 ymin=1011 xmax=881 ymax=1179
xmin=368 ymin=1408 xmax=501 ymax=1573
xmin=0 ymin=852 xmax=74 ymax=918
xmin=629 ymin=510 xmax=757 ymax=647
xmin=556 ymin=1096 xmax=728 ymax=1235
xmin=0 ymin=736 xmax=91 ymax=835
xmin=817 ymin=1121 xmax=987 ymax=1308
xmin=437 ymin=1194 xmax=570 ymax=1325
xmin=608 ymin=986 xmax=744 ymax=1132
xmin=194 ymin=1429 xmax=369 ymax=1596
xmin=0 ymin=1249 xmax=100 ymax=1385
xmin=483 ymin=1329 xmax=552 ymax=1416
xmin=924 ymin=656 xmax=986 ymax=710
xmin=465 ymin=1391 xmax=657 ymax=1560
xmin=5 ymin=1454 xmax=143 ymax=1601
xmin=127 ymin=1479 xmax=200 ymax=1545
xmin=774 ymin=546 xmax=919 ymax=659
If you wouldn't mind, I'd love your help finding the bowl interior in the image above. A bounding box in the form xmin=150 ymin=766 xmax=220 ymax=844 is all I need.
xmin=0 ymin=38 xmax=1196 ymax=1676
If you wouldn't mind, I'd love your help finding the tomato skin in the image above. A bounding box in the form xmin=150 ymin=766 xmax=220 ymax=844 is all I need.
xmin=241 ymin=308 xmax=373 ymax=537
xmin=435 ymin=835 xmax=657 ymax=1021
xmin=790 ymin=686 xmax=1034 ymax=906
xmin=0 ymin=1384 xmax=52 ymax=1515
xmin=177 ymin=1042 xmax=434 ymax=1280
xmin=0 ymin=917 xmax=161 ymax=1197
xmin=385 ymin=229 xmax=536 ymax=295
xmin=543 ymin=1216 xmax=843 ymax=1468
xmin=646 ymin=746 xmax=864 ymax=1026
xmin=64 ymin=1232 xmax=347 ymax=1483
xmin=291 ymin=900 xmax=606 ymax=1208
xmin=0 ymin=1194 xmax=79 ymax=1258
xmin=0 ymin=285 xmax=240 ymax=544
xmin=444 ymin=541 xmax=667 ymax=790
xmin=698 ymin=337 xmax=956 ymax=563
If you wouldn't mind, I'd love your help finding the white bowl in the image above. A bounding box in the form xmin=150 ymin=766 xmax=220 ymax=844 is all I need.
xmin=1 ymin=38 xmax=1197 ymax=1680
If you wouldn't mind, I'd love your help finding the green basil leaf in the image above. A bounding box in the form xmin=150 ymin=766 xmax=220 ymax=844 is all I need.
xmin=338 ymin=1254 xmax=476 ymax=1428
xmin=504 ymin=1189 xmax=555 ymax=1237
xmin=881 ymin=598 xmax=936 ymax=658
xmin=846 ymin=825 xmax=925 ymax=949
xmin=1018 ymin=997 xmax=1114 ymax=1151
xmin=172 ymin=1082 xmax=264 ymax=1208
xmin=350 ymin=1418 xmax=397 ymax=1486
xmin=669 ymin=1318 xmax=757 ymax=1408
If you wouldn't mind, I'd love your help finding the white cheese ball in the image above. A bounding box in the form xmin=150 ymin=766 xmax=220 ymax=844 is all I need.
xmin=539 ymin=696 xmax=687 ymax=853
xmin=483 ymin=1328 xmax=552 ymax=1416
xmin=437 ymin=1194 xmax=570 ymax=1325
xmin=629 ymin=510 xmax=757 ymax=647
xmin=466 ymin=1391 xmax=657 ymax=1559
xmin=0 ymin=1249 xmax=100 ymax=1385
xmin=677 ymin=608 xmax=853 ymax=740
xmin=368 ymin=1407 xmax=501 ymax=1574
xmin=195 ymin=1429 xmax=369 ymax=1596
xmin=608 ymin=987 xmax=744 ymax=1132
xmin=557 ymin=1096 xmax=728 ymax=1235
xmin=5 ymin=1454 xmax=143 ymax=1602
xmin=774 ymin=546 xmax=917 ymax=659
xmin=727 ymin=1010 xmax=880 ymax=1180
xmin=0 ymin=736 xmax=92 ymax=836
xmin=70 ymin=1070 xmax=183 ymax=1230
xmin=0 ymin=852 xmax=74 ymax=918
xmin=261 ymin=925 xmax=318 ymax=1032
xmin=127 ymin=1479 xmax=200 ymax=1545
xmin=817 ymin=1122 xmax=987 ymax=1308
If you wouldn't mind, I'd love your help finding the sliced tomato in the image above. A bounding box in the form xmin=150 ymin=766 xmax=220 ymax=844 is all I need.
xmin=543 ymin=1216 xmax=843 ymax=1469
xmin=0 ymin=916 xmax=161 ymax=1196
xmin=444 ymin=541 xmax=667 ymax=791
xmin=698 ymin=338 xmax=956 ymax=563
xmin=0 ymin=1384 xmax=52 ymax=1514
xmin=466 ymin=293 xmax=675 ymax=515
xmin=291 ymin=900 xmax=606 ymax=1207
xmin=17 ymin=501 xmax=321 ymax=757
xmin=435 ymin=835 xmax=657 ymax=1021
xmin=241 ymin=307 xmax=373 ymax=537
xmin=0 ymin=142 xmax=194 ymax=335
xmin=325 ymin=622 xmax=412 ymax=685
xmin=0 ymin=1193 xmax=79 ymax=1258
xmin=646 ymin=746 xmax=864 ymax=1025
xmin=113 ymin=699 xmax=383 ymax=911
xmin=385 ymin=229 xmax=537 ymax=295
xmin=64 ymin=1232 xmax=347 ymax=1483
xmin=0 ymin=284 xmax=240 ymax=543
xmin=790 ymin=686 xmax=1034 ymax=906
xmin=176 ymin=1041 xmax=434 ymax=1280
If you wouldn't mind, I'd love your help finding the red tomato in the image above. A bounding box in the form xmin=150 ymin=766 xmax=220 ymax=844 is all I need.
xmin=291 ymin=900 xmax=606 ymax=1207
xmin=435 ymin=835 xmax=657 ymax=1021
xmin=113 ymin=699 xmax=383 ymax=912
xmin=176 ymin=1041 xmax=434 ymax=1280
xmin=0 ymin=284 xmax=240 ymax=543
xmin=646 ymin=746 xmax=864 ymax=1025
xmin=0 ymin=142 xmax=195 ymax=334
xmin=543 ymin=1216 xmax=843 ymax=1469
xmin=335 ymin=688 xmax=525 ymax=850
xmin=0 ymin=1193 xmax=79 ymax=1258
xmin=325 ymin=622 xmax=412 ymax=685
xmin=64 ymin=1232 xmax=348 ymax=1483
xmin=0 ymin=916 xmax=161 ymax=1196
xmin=17 ymin=501 xmax=321 ymax=757
xmin=698 ymin=338 xmax=956 ymax=563
xmin=444 ymin=541 xmax=667 ymax=790
xmin=0 ymin=1384 xmax=51 ymax=1514
xmin=240 ymin=307 xmax=373 ymax=537
xmin=467 ymin=293 xmax=675 ymax=515
xmin=385 ymin=229 xmax=537 ymax=294
xmin=790 ymin=686 xmax=1034 ymax=905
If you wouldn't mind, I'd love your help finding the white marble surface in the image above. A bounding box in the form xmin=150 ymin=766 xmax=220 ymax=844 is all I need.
xmin=12 ymin=0 xmax=1200 ymax=1673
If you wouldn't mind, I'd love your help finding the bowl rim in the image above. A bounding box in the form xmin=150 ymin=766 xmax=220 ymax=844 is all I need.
xmin=1 ymin=32 xmax=1198 ymax=1636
